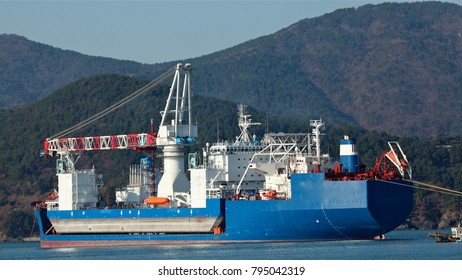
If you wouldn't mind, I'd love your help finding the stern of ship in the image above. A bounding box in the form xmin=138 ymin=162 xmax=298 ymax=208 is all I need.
xmin=367 ymin=179 xmax=414 ymax=233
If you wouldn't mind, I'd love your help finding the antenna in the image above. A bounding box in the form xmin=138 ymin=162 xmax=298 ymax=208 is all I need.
xmin=217 ymin=119 xmax=220 ymax=143
xmin=150 ymin=118 xmax=156 ymax=196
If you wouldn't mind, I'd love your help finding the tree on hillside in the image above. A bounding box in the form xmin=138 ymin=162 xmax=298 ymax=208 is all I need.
xmin=5 ymin=209 xmax=37 ymax=239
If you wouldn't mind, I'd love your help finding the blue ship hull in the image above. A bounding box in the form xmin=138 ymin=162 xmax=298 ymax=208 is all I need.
xmin=33 ymin=174 xmax=413 ymax=248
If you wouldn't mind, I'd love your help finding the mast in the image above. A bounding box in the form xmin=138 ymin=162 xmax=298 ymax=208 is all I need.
xmin=310 ymin=119 xmax=325 ymax=163
xmin=235 ymin=104 xmax=261 ymax=145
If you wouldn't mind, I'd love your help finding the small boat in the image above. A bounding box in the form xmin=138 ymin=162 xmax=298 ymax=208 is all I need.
xmin=373 ymin=233 xmax=386 ymax=240
xmin=428 ymin=225 xmax=462 ymax=243
xmin=144 ymin=197 xmax=170 ymax=205
xmin=428 ymin=232 xmax=456 ymax=242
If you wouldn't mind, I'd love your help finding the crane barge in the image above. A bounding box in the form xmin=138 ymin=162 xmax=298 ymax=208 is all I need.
xmin=32 ymin=63 xmax=414 ymax=248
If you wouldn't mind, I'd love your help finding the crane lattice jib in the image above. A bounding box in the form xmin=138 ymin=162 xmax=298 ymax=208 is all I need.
xmin=44 ymin=133 xmax=157 ymax=154
xmin=43 ymin=63 xmax=190 ymax=156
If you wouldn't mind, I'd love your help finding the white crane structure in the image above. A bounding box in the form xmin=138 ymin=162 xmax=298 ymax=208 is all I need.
xmin=156 ymin=63 xmax=197 ymax=201
xmin=42 ymin=63 xmax=195 ymax=210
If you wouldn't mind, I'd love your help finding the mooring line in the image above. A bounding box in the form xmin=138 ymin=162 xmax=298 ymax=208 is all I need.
xmin=407 ymin=180 xmax=462 ymax=196
xmin=378 ymin=179 xmax=462 ymax=197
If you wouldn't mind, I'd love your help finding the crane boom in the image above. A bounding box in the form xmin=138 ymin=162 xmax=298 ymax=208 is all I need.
xmin=44 ymin=133 xmax=156 ymax=155
xmin=42 ymin=63 xmax=189 ymax=157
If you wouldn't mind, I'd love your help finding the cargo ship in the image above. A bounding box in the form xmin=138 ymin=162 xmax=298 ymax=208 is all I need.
xmin=32 ymin=63 xmax=414 ymax=248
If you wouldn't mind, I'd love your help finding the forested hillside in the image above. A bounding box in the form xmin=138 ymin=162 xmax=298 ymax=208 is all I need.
xmin=0 ymin=74 xmax=461 ymax=239
xmin=2 ymin=2 xmax=462 ymax=136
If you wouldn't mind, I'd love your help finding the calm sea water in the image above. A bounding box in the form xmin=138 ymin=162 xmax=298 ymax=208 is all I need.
xmin=0 ymin=230 xmax=460 ymax=260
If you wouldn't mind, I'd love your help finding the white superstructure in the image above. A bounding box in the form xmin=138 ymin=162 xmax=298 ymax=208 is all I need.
xmin=46 ymin=155 xmax=103 ymax=211
xmin=189 ymin=105 xmax=266 ymax=206
xmin=189 ymin=111 xmax=336 ymax=206
xmin=116 ymin=158 xmax=156 ymax=205
xmin=189 ymin=142 xmax=267 ymax=204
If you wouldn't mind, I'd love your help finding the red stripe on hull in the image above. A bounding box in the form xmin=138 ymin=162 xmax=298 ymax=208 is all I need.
xmin=39 ymin=238 xmax=367 ymax=249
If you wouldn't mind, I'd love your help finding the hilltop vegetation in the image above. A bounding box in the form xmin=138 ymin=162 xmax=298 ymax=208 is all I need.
xmin=0 ymin=74 xmax=461 ymax=238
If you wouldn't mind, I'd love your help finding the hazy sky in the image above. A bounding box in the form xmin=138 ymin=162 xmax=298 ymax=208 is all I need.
xmin=1 ymin=0 xmax=461 ymax=64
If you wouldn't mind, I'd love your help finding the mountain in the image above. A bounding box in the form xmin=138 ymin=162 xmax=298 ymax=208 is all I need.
xmin=190 ymin=1 xmax=462 ymax=137
xmin=0 ymin=34 xmax=166 ymax=107
xmin=1 ymin=2 xmax=462 ymax=137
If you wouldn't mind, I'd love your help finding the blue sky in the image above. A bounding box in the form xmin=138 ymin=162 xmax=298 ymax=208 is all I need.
xmin=1 ymin=0 xmax=461 ymax=64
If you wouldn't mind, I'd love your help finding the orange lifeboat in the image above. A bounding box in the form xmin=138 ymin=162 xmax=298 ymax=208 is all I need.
xmin=144 ymin=197 xmax=170 ymax=205
xmin=262 ymin=190 xmax=277 ymax=199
